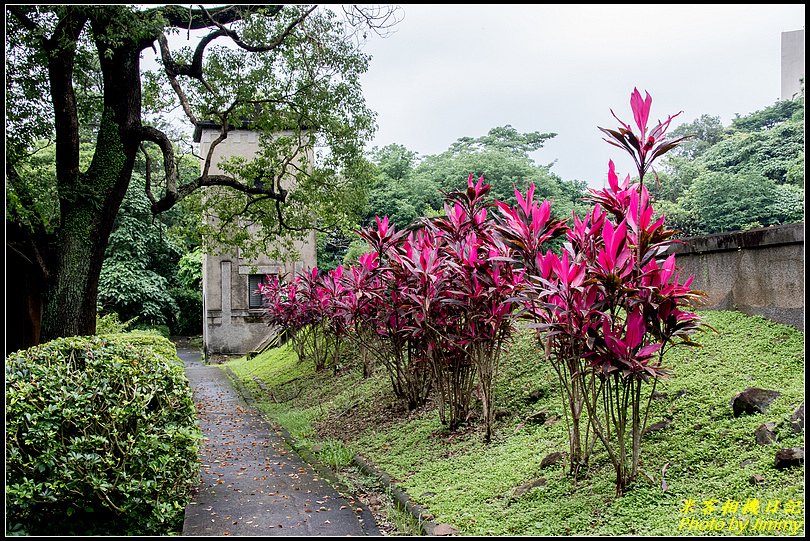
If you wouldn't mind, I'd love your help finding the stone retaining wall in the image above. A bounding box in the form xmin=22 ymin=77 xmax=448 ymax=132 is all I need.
xmin=667 ymin=223 xmax=804 ymax=330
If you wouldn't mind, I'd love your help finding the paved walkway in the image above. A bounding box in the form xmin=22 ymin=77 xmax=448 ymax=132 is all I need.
xmin=178 ymin=348 xmax=379 ymax=536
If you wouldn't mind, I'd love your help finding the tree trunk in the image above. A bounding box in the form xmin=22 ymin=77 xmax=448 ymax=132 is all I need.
xmin=40 ymin=18 xmax=144 ymax=341
xmin=40 ymin=204 xmax=114 ymax=340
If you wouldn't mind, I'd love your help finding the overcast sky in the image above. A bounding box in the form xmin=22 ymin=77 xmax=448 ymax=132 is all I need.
xmin=356 ymin=4 xmax=805 ymax=187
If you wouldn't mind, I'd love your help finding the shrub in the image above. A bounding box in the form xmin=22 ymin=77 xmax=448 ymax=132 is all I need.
xmin=5 ymin=334 xmax=201 ymax=535
xmin=96 ymin=312 xmax=137 ymax=334
xmin=131 ymin=322 xmax=172 ymax=338
xmin=123 ymin=330 xmax=186 ymax=362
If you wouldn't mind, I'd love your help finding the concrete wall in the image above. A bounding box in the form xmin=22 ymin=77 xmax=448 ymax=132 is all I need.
xmin=781 ymin=29 xmax=805 ymax=101
xmin=197 ymin=127 xmax=317 ymax=358
xmin=667 ymin=223 xmax=804 ymax=330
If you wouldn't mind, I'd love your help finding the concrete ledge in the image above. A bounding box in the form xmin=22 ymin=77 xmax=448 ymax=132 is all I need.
xmin=666 ymin=223 xmax=804 ymax=330
xmin=352 ymin=454 xmax=440 ymax=535
xmin=238 ymin=265 xmax=280 ymax=275
xmin=668 ymin=223 xmax=804 ymax=255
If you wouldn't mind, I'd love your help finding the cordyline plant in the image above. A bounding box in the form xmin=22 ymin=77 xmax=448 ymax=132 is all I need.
xmin=331 ymin=251 xmax=384 ymax=378
xmin=416 ymin=176 xmax=523 ymax=441
xmin=357 ymin=216 xmax=434 ymax=410
xmin=513 ymin=88 xmax=703 ymax=495
xmin=390 ymin=224 xmax=471 ymax=425
xmin=259 ymin=181 xmax=532 ymax=440
xmin=260 ymin=274 xmax=308 ymax=359
xmin=260 ymin=268 xmax=335 ymax=371
xmin=353 ymin=178 xmax=524 ymax=440
xmin=319 ymin=264 xmax=353 ymax=374
xmin=493 ymin=183 xmax=584 ymax=467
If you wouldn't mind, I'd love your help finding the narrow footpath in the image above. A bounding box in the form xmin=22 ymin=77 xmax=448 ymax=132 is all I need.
xmin=178 ymin=348 xmax=379 ymax=536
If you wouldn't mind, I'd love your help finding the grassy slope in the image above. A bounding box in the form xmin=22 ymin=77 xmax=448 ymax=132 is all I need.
xmin=225 ymin=311 xmax=805 ymax=536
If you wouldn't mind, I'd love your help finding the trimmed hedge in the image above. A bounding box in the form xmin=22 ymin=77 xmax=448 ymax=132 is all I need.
xmin=5 ymin=334 xmax=201 ymax=535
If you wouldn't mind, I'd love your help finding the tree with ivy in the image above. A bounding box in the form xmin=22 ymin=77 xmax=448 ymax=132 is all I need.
xmin=6 ymin=4 xmax=399 ymax=353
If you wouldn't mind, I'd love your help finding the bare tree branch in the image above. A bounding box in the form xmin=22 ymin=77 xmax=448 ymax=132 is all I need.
xmin=199 ymin=4 xmax=317 ymax=53
xmin=272 ymin=198 xmax=337 ymax=235
xmin=16 ymin=139 xmax=56 ymax=160
xmin=6 ymin=242 xmax=35 ymax=267
xmin=236 ymin=193 xmax=278 ymax=219
xmin=145 ymin=5 xmax=284 ymax=30
xmin=341 ymin=4 xmax=404 ymax=42
xmin=157 ymin=30 xmax=218 ymax=88
xmin=201 ymin=112 xmax=235 ymax=180
xmin=194 ymin=175 xmax=286 ymax=197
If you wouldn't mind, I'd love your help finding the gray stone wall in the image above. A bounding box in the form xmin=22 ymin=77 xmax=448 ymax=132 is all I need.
xmin=668 ymin=223 xmax=804 ymax=330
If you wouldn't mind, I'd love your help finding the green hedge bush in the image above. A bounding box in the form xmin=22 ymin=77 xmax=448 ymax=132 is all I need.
xmin=95 ymin=312 xmax=137 ymax=334
xmin=5 ymin=334 xmax=202 ymax=535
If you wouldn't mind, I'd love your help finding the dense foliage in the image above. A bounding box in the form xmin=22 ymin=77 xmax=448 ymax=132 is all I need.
xmin=653 ymin=93 xmax=804 ymax=235
xmin=97 ymin=174 xmax=182 ymax=328
xmin=97 ymin=169 xmax=204 ymax=336
xmin=5 ymin=334 xmax=201 ymax=535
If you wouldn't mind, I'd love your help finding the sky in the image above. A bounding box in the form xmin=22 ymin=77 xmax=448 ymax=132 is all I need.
xmin=356 ymin=4 xmax=805 ymax=188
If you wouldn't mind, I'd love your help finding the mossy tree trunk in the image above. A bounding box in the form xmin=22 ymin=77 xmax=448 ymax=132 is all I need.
xmin=39 ymin=12 xmax=144 ymax=342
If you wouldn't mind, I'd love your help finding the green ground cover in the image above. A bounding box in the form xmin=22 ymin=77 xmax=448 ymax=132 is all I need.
xmin=225 ymin=310 xmax=805 ymax=536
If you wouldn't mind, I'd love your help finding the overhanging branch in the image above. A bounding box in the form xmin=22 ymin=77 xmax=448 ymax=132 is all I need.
xmin=139 ymin=143 xmax=157 ymax=206
xmin=157 ymin=36 xmax=198 ymax=125
xmin=199 ymin=4 xmax=317 ymax=53
xmin=146 ymin=5 xmax=284 ymax=30
xmin=139 ymin=126 xmax=179 ymax=211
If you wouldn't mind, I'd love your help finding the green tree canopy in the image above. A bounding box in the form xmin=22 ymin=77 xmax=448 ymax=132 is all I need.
xmin=411 ymin=125 xmax=586 ymax=222
xmin=665 ymin=114 xmax=725 ymax=161
xmin=730 ymin=97 xmax=804 ymax=131
xmin=679 ymin=171 xmax=786 ymax=234
xmin=653 ymin=93 xmax=804 ymax=236
xmin=360 ymin=126 xmax=589 ymax=232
